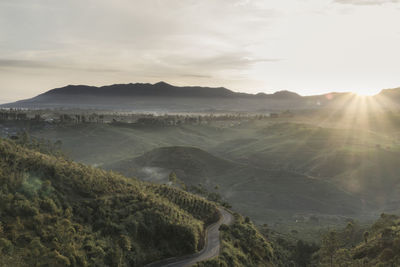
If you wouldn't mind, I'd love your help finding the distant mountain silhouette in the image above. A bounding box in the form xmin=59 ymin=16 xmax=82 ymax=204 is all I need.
xmin=2 ymin=82 xmax=400 ymax=111
xmin=39 ymin=82 xmax=242 ymax=98
xmin=377 ymin=87 xmax=400 ymax=99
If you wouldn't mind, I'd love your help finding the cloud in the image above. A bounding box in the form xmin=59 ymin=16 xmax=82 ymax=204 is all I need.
xmin=160 ymin=53 xmax=281 ymax=71
xmin=0 ymin=59 xmax=120 ymax=73
xmin=178 ymin=74 xmax=213 ymax=79
xmin=0 ymin=59 xmax=51 ymax=69
xmin=334 ymin=0 xmax=399 ymax=5
xmin=182 ymin=54 xmax=281 ymax=69
xmin=0 ymin=0 xmax=279 ymax=83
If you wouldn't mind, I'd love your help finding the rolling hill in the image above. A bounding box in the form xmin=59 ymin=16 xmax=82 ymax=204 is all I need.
xmin=0 ymin=138 xmax=222 ymax=266
xmin=0 ymin=137 xmax=290 ymax=267
xmin=6 ymin=117 xmax=400 ymax=223
xmin=105 ymin=146 xmax=236 ymax=184
xmin=105 ymin=146 xmax=369 ymax=223
xmin=212 ymin=122 xmax=400 ymax=212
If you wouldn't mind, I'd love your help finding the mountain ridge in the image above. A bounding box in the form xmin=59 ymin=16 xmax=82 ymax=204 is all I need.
xmin=2 ymin=82 xmax=400 ymax=111
xmin=37 ymin=82 xmax=240 ymax=98
xmin=2 ymin=81 xmax=324 ymax=105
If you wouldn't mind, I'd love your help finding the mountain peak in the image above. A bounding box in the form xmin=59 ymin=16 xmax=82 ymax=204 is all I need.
xmin=272 ymin=90 xmax=301 ymax=98
xmin=154 ymin=81 xmax=171 ymax=86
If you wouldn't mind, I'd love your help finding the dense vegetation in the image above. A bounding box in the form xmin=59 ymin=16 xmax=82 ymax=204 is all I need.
xmin=7 ymin=114 xmax=400 ymax=224
xmin=194 ymin=214 xmax=280 ymax=267
xmin=315 ymin=213 xmax=400 ymax=266
xmin=260 ymin=225 xmax=320 ymax=267
xmin=0 ymin=138 xmax=220 ymax=266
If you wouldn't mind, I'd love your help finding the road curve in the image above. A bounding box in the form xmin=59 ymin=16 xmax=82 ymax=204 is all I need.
xmin=145 ymin=208 xmax=234 ymax=267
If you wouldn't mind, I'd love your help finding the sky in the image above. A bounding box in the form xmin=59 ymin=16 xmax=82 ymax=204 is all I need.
xmin=1 ymin=0 xmax=400 ymax=103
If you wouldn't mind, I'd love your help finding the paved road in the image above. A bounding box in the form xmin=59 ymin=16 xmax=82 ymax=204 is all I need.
xmin=146 ymin=208 xmax=234 ymax=267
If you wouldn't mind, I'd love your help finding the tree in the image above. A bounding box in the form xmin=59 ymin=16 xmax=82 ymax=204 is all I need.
xmin=363 ymin=231 xmax=369 ymax=244
xmin=292 ymin=240 xmax=319 ymax=267
xmin=345 ymin=222 xmax=355 ymax=246
xmin=19 ymin=131 xmax=30 ymax=145
xmin=119 ymin=235 xmax=132 ymax=251
xmin=169 ymin=171 xmax=177 ymax=183
xmin=321 ymin=231 xmax=339 ymax=267
xmin=168 ymin=172 xmax=186 ymax=190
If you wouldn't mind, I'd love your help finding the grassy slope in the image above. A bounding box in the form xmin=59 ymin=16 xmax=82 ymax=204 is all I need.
xmin=350 ymin=214 xmax=400 ymax=266
xmin=316 ymin=213 xmax=400 ymax=266
xmin=31 ymin=123 xmax=226 ymax=165
xmin=213 ymin=122 xmax=400 ymax=210
xmin=0 ymin=138 xmax=220 ymax=266
xmin=24 ymin=118 xmax=400 ymax=220
xmin=104 ymin=146 xmax=236 ymax=184
xmin=106 ymin=146 xmax=366 ymax=223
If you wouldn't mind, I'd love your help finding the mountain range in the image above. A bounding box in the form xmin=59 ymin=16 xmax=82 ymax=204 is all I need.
xmin=4 ymin=82 xmax=397 ymax=112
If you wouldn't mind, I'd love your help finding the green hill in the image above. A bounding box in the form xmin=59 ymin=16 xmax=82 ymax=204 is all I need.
xmin=105 ymin=146 xmax=236 ymax=184
xmin=106 ymin=146 xmax=367 ymax=223
xmin=13 ymin=118 xmax=400 ymax=222
xmin=0 ymin=138 xmax=221 ymax=266
xmin=316 ymin=213 xmax=400 ymax=266
xmin=213 ymin=122 xmax=400 ymax=211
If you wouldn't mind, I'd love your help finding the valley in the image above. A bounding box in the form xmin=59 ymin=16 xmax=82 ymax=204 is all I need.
xmin=2 ymin=91 xmax=400 ymax=266
xmin=5 ymin=111 xmax=400 ymax=226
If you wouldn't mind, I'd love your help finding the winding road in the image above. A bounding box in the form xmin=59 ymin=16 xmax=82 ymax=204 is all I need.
xmin=145 ymin=208 xmax=234 ymax=267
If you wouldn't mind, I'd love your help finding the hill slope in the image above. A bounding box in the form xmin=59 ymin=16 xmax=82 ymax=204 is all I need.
xmin=105 ymin=146 xmax=236 ymax=184
xmin=213 ymin=122 xmax=400 ymax=211
xmin=8 ymin=119 xmax=400 ymax=222
xmin=105 ymin=146 xmax=368 ymax=223
xmin=316 ymin=213 xmax=400 ymax=266
xmin=0 ymin=138 xmax=222 ymax=266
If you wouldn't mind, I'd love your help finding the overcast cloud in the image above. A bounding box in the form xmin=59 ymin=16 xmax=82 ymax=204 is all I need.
xmin=1 ymin=0 xmax=400 ymax=102
xmin=334 ymin=0 xmax=400 ymax=5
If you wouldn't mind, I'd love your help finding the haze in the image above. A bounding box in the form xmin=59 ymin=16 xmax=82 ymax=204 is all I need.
xmin=1 ymin=0 xmax=400 ymax=103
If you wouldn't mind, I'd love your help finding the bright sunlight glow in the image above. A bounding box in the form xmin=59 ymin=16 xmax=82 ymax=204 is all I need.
xmin=353 ymin=88 xmax=381 ymax=96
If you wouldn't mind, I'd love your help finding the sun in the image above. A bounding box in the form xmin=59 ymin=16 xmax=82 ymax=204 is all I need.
xmin=353 ymin=88 xmax=380 ymax=96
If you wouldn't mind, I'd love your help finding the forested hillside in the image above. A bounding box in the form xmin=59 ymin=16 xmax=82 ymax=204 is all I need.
xmin=315 ymin=213 xmax=400 ymax=266
xmin=0 ymin=138 xmax=220 ymax=266
xmin=195 ymin=214 xmax=281 ymax=267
